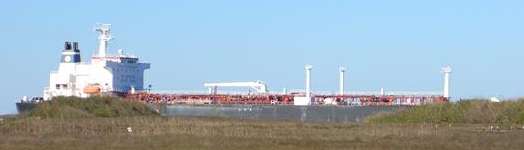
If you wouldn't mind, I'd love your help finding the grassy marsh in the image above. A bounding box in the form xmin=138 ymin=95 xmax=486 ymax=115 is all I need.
xmin=2 ymin=97 xmax=524 ymax=150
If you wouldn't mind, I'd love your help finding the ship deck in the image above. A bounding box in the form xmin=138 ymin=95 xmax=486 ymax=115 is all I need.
xmin=126 ymin=92 xmax=448 ymax=106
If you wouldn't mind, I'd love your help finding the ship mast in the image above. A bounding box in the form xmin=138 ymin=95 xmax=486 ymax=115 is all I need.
xmin=95 ymin=24 xmax=112 ymax=57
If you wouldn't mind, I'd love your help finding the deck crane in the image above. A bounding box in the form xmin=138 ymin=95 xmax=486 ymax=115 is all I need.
xmin=204 ymin=81 xmax=269 ymax=94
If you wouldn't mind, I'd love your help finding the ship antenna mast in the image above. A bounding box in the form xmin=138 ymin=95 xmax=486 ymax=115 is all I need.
xmin=95 ymin=23 xmax=112 ymax=57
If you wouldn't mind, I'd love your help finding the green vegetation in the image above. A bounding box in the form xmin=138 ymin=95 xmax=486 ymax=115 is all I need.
xmin=367 ymin=99 xmax=524 ymax=124
xmin=25 ymin=96 xmax=158 ymax=118
xmin=2 ymin=98 xmax=524 ymax=149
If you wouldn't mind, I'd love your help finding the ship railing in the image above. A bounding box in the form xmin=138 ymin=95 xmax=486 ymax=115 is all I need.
xmin=147 ymin=90 xmax=442 ymax=96
xmin=338 ymin=91 xmax=442 ymax=96
xmin=150 ymin=90 xmax=281 ymax=95
xmin=281 ymin=89 xmax=442 ymax=96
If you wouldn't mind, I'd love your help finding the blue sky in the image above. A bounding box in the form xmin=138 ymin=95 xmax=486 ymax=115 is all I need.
xmin=1 ymin=0 xmax=523 ymax=113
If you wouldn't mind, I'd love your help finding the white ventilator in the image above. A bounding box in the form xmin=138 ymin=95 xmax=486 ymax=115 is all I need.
xmin=305 ymin=65 xmax=313 ymax=97
xmin=441 ymin=65 xmax=452 ymax=98
xmin=293 ymin=65 xmax=313 ymax=106
xmin=339 ymin=66 xmax=346 ymax=95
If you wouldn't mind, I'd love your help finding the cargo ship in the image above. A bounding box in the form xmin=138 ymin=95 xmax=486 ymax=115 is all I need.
xmin=17 ymin=23 xmax=451 ymax=114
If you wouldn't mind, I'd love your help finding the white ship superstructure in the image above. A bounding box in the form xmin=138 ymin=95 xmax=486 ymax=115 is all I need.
xmin=43 ymin=24 xmax=150 ymax=100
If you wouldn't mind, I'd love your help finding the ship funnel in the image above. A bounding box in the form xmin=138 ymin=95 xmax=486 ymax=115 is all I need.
xmin=73 ymin=42 xmax=79 ymax=51
xmin=61 ymin=41 xmax=81 ymax=63
xmin=64 ymin=41 xmax=72 ymax=50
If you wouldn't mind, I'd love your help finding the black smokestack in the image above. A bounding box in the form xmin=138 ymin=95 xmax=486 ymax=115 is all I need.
xmin=64 ymin=41 xmax=72 ymax=50
xmin=73 ymin=42 xmax=79 ymax=52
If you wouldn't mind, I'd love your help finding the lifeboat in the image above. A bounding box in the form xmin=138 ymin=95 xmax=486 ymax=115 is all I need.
xmin=83 ymin=85 xmax=101 ymax=94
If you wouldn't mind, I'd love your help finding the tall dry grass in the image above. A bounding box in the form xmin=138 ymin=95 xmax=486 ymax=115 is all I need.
xmin=1 ymin=116 xmax=524 ymax=150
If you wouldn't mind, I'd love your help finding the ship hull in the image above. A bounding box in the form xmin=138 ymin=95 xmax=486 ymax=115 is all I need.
xmin=16 ymin=102 xmax=38 ymax=114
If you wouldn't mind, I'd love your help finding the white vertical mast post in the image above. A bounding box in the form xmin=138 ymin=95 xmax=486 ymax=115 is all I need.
xmin=339 ymin=66 xmax=346 ymax=95
xmin=442 ymin=65 xmax=452 ymax=99
xmin=305 ymin=65 xmax=313 ymax=98
xmin=95 ymin=24 xmax=112 ymax=57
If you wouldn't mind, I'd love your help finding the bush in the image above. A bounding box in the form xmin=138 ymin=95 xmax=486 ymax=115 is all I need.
xmin=27 ymin=96 xmax=158 ymax=118
xmin=366 ymin=98 xmax=524 ymax=124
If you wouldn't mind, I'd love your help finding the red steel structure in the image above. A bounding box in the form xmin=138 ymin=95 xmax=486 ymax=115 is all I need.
xmin=126 ymin=93 xmax=448 ymax=106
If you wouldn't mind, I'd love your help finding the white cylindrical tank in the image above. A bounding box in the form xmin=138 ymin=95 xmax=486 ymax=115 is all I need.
xmin=442 ymin=65 xmax=452 ymax=98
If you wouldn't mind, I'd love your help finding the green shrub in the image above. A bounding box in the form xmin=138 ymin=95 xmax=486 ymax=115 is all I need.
xmin=367 ymin=98 xmax=524 ymax=124
xmin=27 ymin=96 xmax=158 ymax=118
